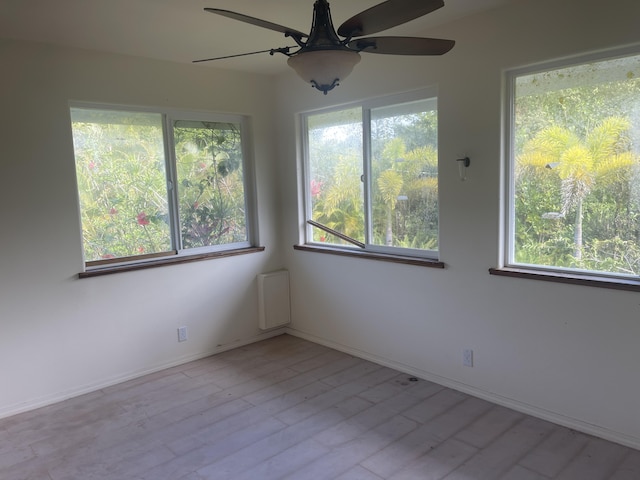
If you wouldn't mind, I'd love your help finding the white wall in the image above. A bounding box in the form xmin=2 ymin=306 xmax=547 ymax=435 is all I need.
xmin=276 ymin=0 xmax=640 ymax=448
xmin=0 ymin=39 xmax=285 ymax=416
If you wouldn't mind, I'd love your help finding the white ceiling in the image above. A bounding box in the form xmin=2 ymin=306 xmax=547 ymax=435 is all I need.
xmin=0 ymin=0 xmax=516 ymax=75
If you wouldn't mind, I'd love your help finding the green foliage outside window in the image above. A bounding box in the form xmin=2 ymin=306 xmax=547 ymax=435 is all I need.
xmin=370 ymin=112 xmax=439 ymax=250
xmin=71 ymin=108 xmax=248 ymax=263
xmin=307 ymin=100 xmax=439 ymax=251
xmin=72 ymin=112 xmax=171 ymax=261
xmin=512 ymin=52 xmax=640 ymax=275
xmin=174 ymin=121 xmax=247 ymax=249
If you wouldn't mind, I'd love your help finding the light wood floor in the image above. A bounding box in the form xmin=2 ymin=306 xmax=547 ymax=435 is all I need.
xmin=1 ymin=334 xmax=638 ymax=479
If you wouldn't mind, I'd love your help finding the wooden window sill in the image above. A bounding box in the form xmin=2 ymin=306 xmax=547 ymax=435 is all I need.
xmin=489 ymin=267 xmax=640 ymax=292
xmin=294 ymin=244 xmax=445 ymax=269
xmin=79 ymin=246 xmax=265 ymax=278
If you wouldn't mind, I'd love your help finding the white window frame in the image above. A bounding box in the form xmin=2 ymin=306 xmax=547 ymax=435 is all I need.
xmin=70 ymin=102 xmax=259 ymax=272
xmin=300 ymin=88 xmax=440 ymax=261
xmin=500 ymin=45 xmax=640 ymax=287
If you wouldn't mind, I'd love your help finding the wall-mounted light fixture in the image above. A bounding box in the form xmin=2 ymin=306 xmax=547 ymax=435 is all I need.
xmin=456 ymin=156 xmax=471 ymax=181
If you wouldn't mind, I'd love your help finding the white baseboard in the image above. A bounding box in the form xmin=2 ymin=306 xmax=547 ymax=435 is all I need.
xmin=286 ymin=327 xmax=640 ymax=451
xmin=0 ymin=329 xmax=286 ymax=421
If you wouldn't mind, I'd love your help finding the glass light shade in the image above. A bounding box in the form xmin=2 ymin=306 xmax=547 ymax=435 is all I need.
xmin=288 ymin=50 xmax=361 ymax=93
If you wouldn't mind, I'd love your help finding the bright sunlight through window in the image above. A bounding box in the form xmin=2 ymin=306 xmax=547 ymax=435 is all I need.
xmin=303 ymin=89 xmax=439 ymax=258
xmin=507 ymin=48 xmax=640 ymax=278
xmin=70 ymin=106 xmax=254 ymax=268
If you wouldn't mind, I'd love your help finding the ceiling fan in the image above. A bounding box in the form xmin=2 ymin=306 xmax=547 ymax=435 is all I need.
xmin=195 ymin=0 xmax=455 ymax=94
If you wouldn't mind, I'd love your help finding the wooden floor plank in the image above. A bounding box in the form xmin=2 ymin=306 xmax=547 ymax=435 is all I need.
xmin=0 ymin=334 xmax=637 ymax=479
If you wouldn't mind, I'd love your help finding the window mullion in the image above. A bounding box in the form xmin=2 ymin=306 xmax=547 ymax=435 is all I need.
xmin=504 ymin=72 xmax=516 ymax=268
xmin=301 ymin=114 xmax=314 ymax=244
xmin=163 ymin=115 xmax=182 ymax=252
xmin=363 ymin=107 xmax=373 ymax=247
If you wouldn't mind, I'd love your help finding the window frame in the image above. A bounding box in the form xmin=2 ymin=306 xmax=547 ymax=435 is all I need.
xmin=299 ymin=88 xmax=442 ymax=263
xmin=495 ymin=45 xmax=640 ymax=290
xmin=70 ymin=102 xmax=260 ymax=275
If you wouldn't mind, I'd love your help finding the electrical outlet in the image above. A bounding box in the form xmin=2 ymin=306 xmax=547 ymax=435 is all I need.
xmin=463 ymin=348 xmax=473 ymax=367
xmin=178 ymin=326 xmax=188 ymax=342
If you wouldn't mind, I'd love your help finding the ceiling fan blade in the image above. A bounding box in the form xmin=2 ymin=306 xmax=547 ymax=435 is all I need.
xmin=193 ymin=47 xmax=293 ymax=63
xmin=204 ymin=8 xmax=307 ymax=39
xmin=338 ymin=0 xmax=444 ymax=38
xmin=348 ymin=36 xmax=455 ymax=55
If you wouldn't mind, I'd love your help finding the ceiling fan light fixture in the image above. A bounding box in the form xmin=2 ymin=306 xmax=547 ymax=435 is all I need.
xmin=200 ymin=0 xmax=454 ymax=96
xmin=287 ymin=49 xmax=361 ymax=94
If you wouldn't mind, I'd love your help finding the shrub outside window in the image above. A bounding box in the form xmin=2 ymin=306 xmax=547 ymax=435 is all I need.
xmin=70 ymin=105 xmax=255 ymax=268
xmin=506 ymin=47 xmax=640 ymax=278
xmin=302 ymin=89 xmax=439 ymax=258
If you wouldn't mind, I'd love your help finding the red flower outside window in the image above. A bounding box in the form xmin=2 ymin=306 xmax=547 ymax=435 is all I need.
xmin=136 ymin=212 xmax=150 ymax=226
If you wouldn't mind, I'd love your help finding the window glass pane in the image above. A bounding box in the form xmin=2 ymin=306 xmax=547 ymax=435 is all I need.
xmin=71 ymin=108 xmax=171 ymax=262
xmin=512 ymin=52 xmax=640 ymax=275
xmin=371 ymin=99 xmax=438 ymax=250
xmin=173 ymin=120 xmax=248 ymax=248
xmin=307 ymin=107 xmax=364 ymax=245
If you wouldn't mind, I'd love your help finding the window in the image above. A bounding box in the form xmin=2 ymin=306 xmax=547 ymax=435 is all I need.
xmin=504 ymin=47 xmax=640 ymax=281
xmin=70 ymin=105 xmax=256 ymax=270
xmin=301 ymin=89 xmax=440 ymax=259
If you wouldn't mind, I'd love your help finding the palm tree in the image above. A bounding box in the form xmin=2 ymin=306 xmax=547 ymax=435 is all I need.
xmin=518 ymin=117 xmax=634 ymax=260
xmin=313 ymin=154 xmax=364 ymax=242
xmin=377 ymin=169 xmax=403 ymax=245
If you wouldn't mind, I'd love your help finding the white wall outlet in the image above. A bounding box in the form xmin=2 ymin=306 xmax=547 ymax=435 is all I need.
xmin=463 ymin=348 xmax=473 ymax=367
xmin=177 ymin=326 xmax=188 ymax=342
